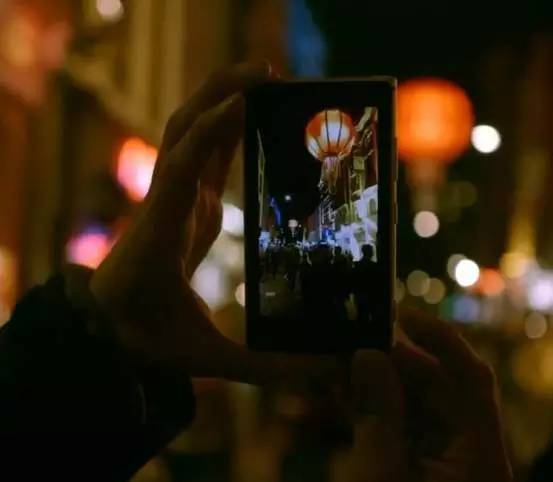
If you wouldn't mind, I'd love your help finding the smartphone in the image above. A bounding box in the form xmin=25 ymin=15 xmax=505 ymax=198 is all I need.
xmin=244 ymin=79 xmax=397 ymax=354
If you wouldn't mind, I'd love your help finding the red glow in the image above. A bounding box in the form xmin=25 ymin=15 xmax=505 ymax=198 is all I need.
xmin=66 ymin=231 xmax=113 ymax=269
xmin=473 ymin=268 xmax=505 ymax=297
xmin=117 ymin=137 xmax=158 ymax=202
xmin=398 ymin=78 xmax=474 ymax=165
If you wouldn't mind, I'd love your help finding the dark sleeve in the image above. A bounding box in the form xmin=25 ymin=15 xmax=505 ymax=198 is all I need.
xmin=0 ymin=272 xmax=196 ymax=482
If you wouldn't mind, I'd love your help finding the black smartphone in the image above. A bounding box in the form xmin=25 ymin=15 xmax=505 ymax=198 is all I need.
xmin=244 ymin=79 xmax=397 ymax=354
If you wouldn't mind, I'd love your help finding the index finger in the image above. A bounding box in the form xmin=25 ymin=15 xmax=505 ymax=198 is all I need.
xmin=161 ymin=61 xmax=272 ymax=151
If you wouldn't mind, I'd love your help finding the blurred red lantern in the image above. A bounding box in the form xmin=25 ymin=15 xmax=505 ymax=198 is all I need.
xmin=397 ymin=78 xmax=474 ymax=209
xmin=116 ymin=137 xmax=158 ymax=202
xmin=398 ymin=78 xmax=474 ymax=165
xmin=305 ymin=109 xmax=356 ymax=192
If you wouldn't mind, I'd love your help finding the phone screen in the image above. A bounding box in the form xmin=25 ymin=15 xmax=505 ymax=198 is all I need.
xmin=245 ymin=81 xmax=396 ymax=353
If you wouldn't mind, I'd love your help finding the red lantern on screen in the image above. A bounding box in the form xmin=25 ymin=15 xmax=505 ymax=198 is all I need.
xmin=305 ymin=109 xmax=356 ymax=192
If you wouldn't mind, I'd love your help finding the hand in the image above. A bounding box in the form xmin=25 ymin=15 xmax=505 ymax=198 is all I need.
xmin=89 ymin=62 xmax=342 ymax=385
xmin=345 ymin=311 xmax=513 ymax=482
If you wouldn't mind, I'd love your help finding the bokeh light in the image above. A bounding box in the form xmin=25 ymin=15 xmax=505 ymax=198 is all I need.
xmin=66 ymin=228 xmax=113 ymax=269
xmin=424 ymin=278 xmax=446 ymax=304
xmin=471 ymin=125 xmax=501 ymax=154
xmin=235 ymin=283 xmax=246 ymax=307
xmin=191 ymin=261 xmax=229 ymax=310
xmin=447 ymin=254 xmax=466 ymax=280
xmin=524 ymin=312 xmax=548 ymax=340
xmin=413 ymin=211 xmax=439 ymax=238
xmin=117 ymin=137 xmax=158 ymax=202
xmin=475 ymin=268 xmax=505 ymax=297
xmin=527 ymin=271 xmax=553 ymax=312
xmin=407 ymin=270 xmax=430 ymax=297
xmin=500 ymin=252 xmax=531 ymax=279
xmin=397 ymin=78 xmax=474 ymax=164
xmin=454 ymin=259 xmax=480 ymax=287
xmin=222 ymin=203 xmax=244 ymax=237
xmin=452 ymin=294 xmax=480 ymax=322
xmin=96 ymin=0 xmax=124 ymax=22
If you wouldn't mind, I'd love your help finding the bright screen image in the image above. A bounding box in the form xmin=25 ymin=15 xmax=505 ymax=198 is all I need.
xmin=256 ymin=104 xmax=380 ymax=328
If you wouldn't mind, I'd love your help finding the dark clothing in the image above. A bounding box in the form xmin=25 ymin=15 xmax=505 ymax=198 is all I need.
xmin=0 ymin=273 xmax=195 ymax=481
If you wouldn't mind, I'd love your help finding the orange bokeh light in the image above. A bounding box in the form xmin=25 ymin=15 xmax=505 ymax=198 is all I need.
xmin=397 ymin=78 xmax=474 ymax=165
xmin=116 ymin=137 xmax=158 ymax=202
xmin=473 ymin=268 xmax=505 ymax=297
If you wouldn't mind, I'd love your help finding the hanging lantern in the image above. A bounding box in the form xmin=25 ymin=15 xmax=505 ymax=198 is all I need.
xmin=116 ymin=137 xmax=158 ymax=202
xmin=397 ymin=78 xmax=474 ymax=209
xmin=305 ymin=109 xmax=356 ymax=192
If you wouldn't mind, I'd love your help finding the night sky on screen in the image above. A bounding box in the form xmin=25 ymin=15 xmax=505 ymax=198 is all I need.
xmin=256 ymin=94 xmax=366 ymax=222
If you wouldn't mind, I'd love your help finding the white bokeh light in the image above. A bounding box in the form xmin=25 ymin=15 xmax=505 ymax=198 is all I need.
xmin=191 ymin=262 xmax=229 ymax=310
xmin=96 ymin=0 xmax=124 ymax=21
xmin=222 ymin=203 xmax=244 ymax=237
xmin=527 ymin=271 xmax=553 ymax=312
xmin=447 ymin=254 xmax=466 ymax=280
xmin=454 ymin=259 xmax=480 ymax=287
xmin=471 ymin=125 xmax=501 ymax=154
xmin=413 ymin=211 xmax=440 ymax=238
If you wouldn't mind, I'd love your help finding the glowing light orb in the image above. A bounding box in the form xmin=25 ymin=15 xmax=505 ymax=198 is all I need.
xmin=475 ymin=268 xmax=505 ymax=297
xmin=398 ymin=78 xmax=474 ymax=164
xmin=407 ymin=270 xmax=430 ymax=297
xmin=424 ymin=278 xmax=446 ymax=304
xmin=66 ymin=228 xmax=113 ymax=269
xmin=454 ymin=259 xmax=480 ymax=287
xmin=222 ymin=203 xmax=244 ymax=237
xmin=96 ymin=0 xmax=124 ymax=22
xmin=471 ymin=125 xmax=501 ymax=154
xmin=527 ymin=272 xmax=553 ymax=312
xmin=284 ymin=194 xmax=292 ymax=202
xmin=500 ymin=252 xmax=531 ymax=279
xmin=413 ymin=211 xmax=439 ymax=238
xmin=447 ymin=254 xmax=466 ymax=280
xmin=525 ymin=312 xmax=548 ymax=340
xmin=117 ymin=137 xmax=158 ymax=202
xmin=452 ymin=295 xmax=480 ymax=323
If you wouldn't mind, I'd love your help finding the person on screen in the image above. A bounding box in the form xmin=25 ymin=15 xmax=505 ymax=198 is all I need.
xmin=0 ymin=62 xmax=514 ymax=482
xmin=353 ymin=244 xmax=378 ymax=322
xmin=332 ymin=247 xmax=352 ymax=320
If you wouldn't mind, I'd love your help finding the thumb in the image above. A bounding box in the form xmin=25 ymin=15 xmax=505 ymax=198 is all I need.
xmin=348 ymin=350 xmax=407 ymax=482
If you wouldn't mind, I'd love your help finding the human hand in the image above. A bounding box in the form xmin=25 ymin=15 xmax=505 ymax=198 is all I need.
xmin=89 ymin=62 xmax=342 ymax=385
xmin=345 ymin=311 xmax=513 ymax=482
